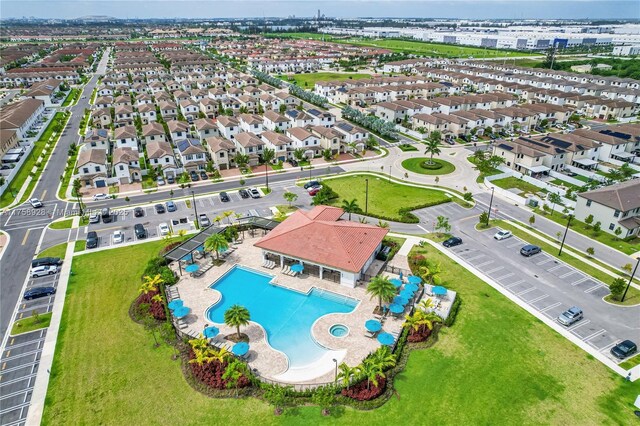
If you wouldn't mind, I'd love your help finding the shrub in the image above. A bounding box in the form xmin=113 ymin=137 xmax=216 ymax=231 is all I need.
xmin=341 ymin=376 xmax=386 ymax=401
xmin=188 ymin=350 xmax=251 ymax=390
xmin=135 ymin=289 xmax=166 ymax=321
xmin=407 ymin=324 xmax=432 ymax=343
xmin=444 ymin=296 xmax=462 ymax=327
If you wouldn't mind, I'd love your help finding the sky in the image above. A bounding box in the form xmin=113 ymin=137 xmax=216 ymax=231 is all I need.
xmin=1 ymin=0 xmax=639 ymax=20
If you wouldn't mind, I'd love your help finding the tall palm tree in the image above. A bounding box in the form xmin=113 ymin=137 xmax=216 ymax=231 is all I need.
xmin=341 ymin=198 xmax=360 ymax=221
xmin=424 ymin=136 xmax=442 ymax=166
xmin=366 ymin=275 xmax=396 ymax=313
xmin=357 ymin=360 xmax=379 ymax=391
xmin=337 ymin=363 xmax=358 ymax=390
xmin=261 ymin=147 xmax=275 ymax=191
xmin=369 ymin=346 xmax=397 ymax=372
xmin=223 ymin=210 xmax=234 ymax=224
xmin=224 ymin=305 xmax=250 ymax=339
xmin=204 ymin=233 xmax=229 ymax=260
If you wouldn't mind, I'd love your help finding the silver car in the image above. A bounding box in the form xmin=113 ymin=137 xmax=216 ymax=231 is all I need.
xmin=557 ymin=306 xmax=583 ymax=326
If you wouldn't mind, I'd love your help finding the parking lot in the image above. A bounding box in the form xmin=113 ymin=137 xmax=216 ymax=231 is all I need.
xmin=0 ymin=266 xmax=62 ymax=426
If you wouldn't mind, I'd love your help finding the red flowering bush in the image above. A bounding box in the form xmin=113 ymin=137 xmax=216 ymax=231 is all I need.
xmin=188 ymin=350 xmax=250 ymax=390
xmin=135 ymin=289 xmax=166 ymax=321
xmin=341 ymin=376 xmax=386 ymax=401
xmin=407 ymin=324 xmax=432 ymax=343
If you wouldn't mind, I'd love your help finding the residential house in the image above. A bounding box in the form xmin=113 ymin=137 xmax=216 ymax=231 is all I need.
xmin=194 ymin=118 xmax=219 ymax=140
xmin=141 ymin=122 xmax=166 ymax=145
xmin=179 ymin=99 xmax=200 ymax=122
xmin=239 ymin=114 xmax=264 ymax=134
xmin=146 ymin=140 xmax=179 ymax=178
xmin=159 ymin=100 xmax=178 ymax=120
xmin=234 ymin=132 xmax=264 ymax=165
xmin=91 ymin=108 xmax=112 ymax=128
xmin=112 ymin=125 xmax=139 ymax=151
xmin=176 ymin=138 xmax=207 ymax=171
xmin=76 ymin=147 xmax=108 ymax=188
xmin=167 ymin=120 xmax=190 ymax=142
xmin=82 ymin=128 xmax=110 ymax=153
xmin=263 ymin=110 xmax=291 ymax=132
xmin=287 ymin=127 xmax=321 ymax=158
xmin=261 ymin=131 xmax=292 ymax=162
xmin=205 ymin=137 xmax=236 ymax=170
xmin=112 ymin=147 xmax=141 ymax=184
xmin=216 ymin=116 xmax=241 ymax=140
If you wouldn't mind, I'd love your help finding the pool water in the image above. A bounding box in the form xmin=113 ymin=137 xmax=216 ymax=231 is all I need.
xmin=329 ymin=324 xmax=349 ymax=338
xmin=207 ymin=266 xmax=358 ymax=368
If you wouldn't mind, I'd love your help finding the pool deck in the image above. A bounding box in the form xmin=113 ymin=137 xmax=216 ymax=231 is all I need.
xmin=169 ymin=235 xmax=406 ymax=385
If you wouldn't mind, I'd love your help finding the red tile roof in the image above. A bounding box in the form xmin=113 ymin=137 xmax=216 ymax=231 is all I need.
xmin=254 ymin=206 xmax=388 ymax=273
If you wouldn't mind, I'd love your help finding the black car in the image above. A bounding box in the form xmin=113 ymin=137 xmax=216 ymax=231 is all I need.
xmin=520 ymin=244 xmax=542 ymax=257
xmin=200 ymin=171 xmax=208 ymax=180
xmin=154 ymin=204 xmax=165 ymax=214
xmin=610 ymin=340 xmax=637 ymax=359
xmin=289 ymin=159 xmax=298 ymax=167
xmin=24 ymin=286 xmax=56 ymax=300
xmin=443 ymin=237 xmax=463 ymax=248
xmin=220 ymin=191 xmax=230 ymax=202
xmin=31 ymin=257 xmax=63 ymax=268
xmin=190 ymin=171 xmax=199 ymax=181
xmin=134 ymin=207 xmax=144 ymax=217
xmin=239 ymin=189 xmax=250 ymax=199
xmin=86 ymin=231 xmax=99 ymax=249
xmin=134 ymin=224 xmax=147 ymax=239
xmin=304 ymin=180 xmax=321 ymax=189
xmin=167 ymin=176 xmax=175 ymax=185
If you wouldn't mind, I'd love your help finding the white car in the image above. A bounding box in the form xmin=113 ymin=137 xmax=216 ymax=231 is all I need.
xmin=88 ymin=213 xmax=100 ymax=224
xmin=113 ymin=230 xmax=124 ymax=244
xmin=494 ymin=230 xmax=513 ymax=240
xmin=248 ymin=187 xmax=261 ymax=199
xmin=31 ymin=265 xmax=58 ymax=278
xmin=93 ymin=193 xmax=109 ymax=201
xmin=159 ymin=222 xmax=170 ymax=236
xmin=29 ymin=198 xmax=43 ymax=208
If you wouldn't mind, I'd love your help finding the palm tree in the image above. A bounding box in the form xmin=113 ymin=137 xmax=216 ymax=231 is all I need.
xmin=419 ymin=262 xmax=442 ymax=285
xmin=424 ymin=135 xmax=442 ymax=166
xmin=337 ymin=363 xmax=358 ymax=390
xmin=204 ymin=233 xmax=229 ymax=260
xmin=366 ymin=275 xmax=396 ymax=313
xmin=357 ymin=360 xmax=379 ymax=390
xmin=224 ymin=304 xmax=250 ymax=339
xmin=223 ymin=210 xmax=234 ymax=224
xmin=368 ymin=346 xmax=396 ymax=372
xmin=139 ymin=274 xmax=164 ymax=295
xmin=234 ymin=153 xmax=250 ymax=170
xmin=418 ymin=298 xmax=434 ymax=312
xmin=341 ymin=198 xmax=360 ymax=221
xmin=404 ymin=311 xmax=429 ymax=332
xmin=322 ymin=149 xmax=333 ymax=161
xmin=293 ymin=148 xmax=305 ymax=162
xmin=261 ymin=147 xmax=275 ymax=191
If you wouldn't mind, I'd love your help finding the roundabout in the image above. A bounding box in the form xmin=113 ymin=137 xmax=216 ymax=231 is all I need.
xmin=401 ymin=157 xmax=456 ymax=175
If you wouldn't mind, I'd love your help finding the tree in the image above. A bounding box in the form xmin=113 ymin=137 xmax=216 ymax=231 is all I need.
xmin=434 ymin=215 xmax=451 ymax=234
xmin=586 ymin=247 xmax=595 ymax=257
xmin=479 ymin=211 xmax=489 ymax=226
xmin=224 ymin=304 xmax=250 ymax=340
xmin=377 ymin=219 xmax=389 ymax=229
xmin=418 ymin=261 xmax=442 ymax=286
xmin=341 ymin=198 xmax=360 ymax=221
xmin=322 ymin=149 xmax=333 ymax=161
xmin=463 ymin=192 xmax=473 ymax=202
xmin=283 ymin=191 xmax=298 ymax=207
xmin=593 ymin=221 xmax=601 ymax=233
xmin=188 ymin=335 xmax=217 ymax=365
xmin=423 ymin=135 xmax=442 ymax=166
xmin=622 ymin=263 xmax=633 ymax=275
xmin=72 ymin=178 xmax=85 ymax=216
xmin=548 ymin=192 xmax=562 ymax=215
xmin=264 ymin=385 xmax=290 ymax=415
xmin=311 ymin=386 xmax=336 ymax=416
xmin=261 ymin=147 xmax=275 ymax=191
xmin=279 ymin=104 xmax=287 ymax=114
xmin=204 ymin=233 xmax=229 ymax=260
xmin=529 ymin=215 xmax=536 ymax=226
xmin=337 ymin=363 xmax=358 ymax=390
xmin=359 ymin=346 xmax=396 ymax=390
xmin=366 ymin=275 xmax=396 ymax=313
xmin=584 ymin=214 xmax=594 ymax=228
xmin=293 ymin=148 xmax=305 ymax=162
xmin=222 ymin=359 xmax=246 ymax=397
xmin=614 ymin=227 xmax=622 ymax=240
xmin=609 ymin=277 xmax=626 ymax=301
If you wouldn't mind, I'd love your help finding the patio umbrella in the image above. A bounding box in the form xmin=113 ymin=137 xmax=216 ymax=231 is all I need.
xmin=393 ymin=296 xmax=409 ymax=306
xmin=173 ymin=306 xmax=190 ymax=319
xmin=181 ymin=253 xmax=193 ymax=262
xmin=290 ymin=263 xmax=304 ymax=273
xmin=377 ymin=332 xmax=395 ymax=346
xmin=408 ymin=275 xmax=422 ymax=285
xmin=405 ymin=283 xmax=419 ymax=292
xmin=390 ymin=278 xmax=402 ymax=288
xmin=365 ymin=319 xmax=382 ymax=333
xmin=389 ymin=303 xmax=404 ymax=314
xmin=399 ymin=288 xmax=414 ymax=300
xmin=432 ymin=286 xmax=448 ymax=296
xmin=185 ymin=263 xmax=200 ymax=273
xmin=167 ymin=299 xmax=183 ymax=310
xmin=232 ymin=342 xmax=249 ymax=357
xmin=399 ymin=271 xmax=403 ymax=280
xmin=203 ymin=326 xmax=220 ymax=339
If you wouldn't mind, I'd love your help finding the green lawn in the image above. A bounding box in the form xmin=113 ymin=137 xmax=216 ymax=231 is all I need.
xmin=42 ymin=239 xmax=640 ymax=425
xmin=0 ymin=112 xmax=68 ymax=208
xmin=276 ymin=204 xmax=298 ymax=214
xmin=401 ymin=158 xmax=456 ymax=175
xmin=285 ymin=72 xmax=371 ymax=88
xmin=61 ymin=88 xmax=79 ymax=107
xmin=58 ymin=147 xmax=79 ymax=199
xmin=620 ymin=354 xmax=640 ymax=370
xmin=466 ymin=155 xmax=502 ymax=183
xmin=11 ymin=312 xmax=52 ymax=335
xmin=49 ymin=219 xmax=73 ymax=230
xmin=37 ymin=243 xmax=68 ymax=260
xmin=397 ymin=144 xmax=418 ymax=152
xmin=491 ymin=177 xmax=543 ymax=195
xmin=325 ymin=174 xmax=450 ymax=221
xmin=74 ymin=240 xmax=86 ymax=252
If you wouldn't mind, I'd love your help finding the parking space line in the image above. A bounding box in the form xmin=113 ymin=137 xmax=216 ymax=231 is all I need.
xmin=536 ymin=258 xmax=554 ymax=266
xmin=527 ymin=294 xmax=548 ymax=304
xmin=505 ymin=280 xmax=524 ymax=289
xmin=3 ymin=338 xmax=45 ymax=351
xmin=1 ymin=349 xmax=41 ymax=362
xmin=583 ymin=329 xmax=607 ymax=341
xmin=0 ymin=388 xmax=33 ymax=401
xmin=475 ymin=260 xmax=494 ymax=268
xmin=540 ymin=302 xmax=561 ymax=312
xmin=494 ymin=272 xmax=515 ymax=281
xmin=466 ymin=254 xmax=485 ymax=262
xmin=0 ymin=362 xmax=39 ymax=374
xmin=485 ymin=266 xmax=504 ymax=275
xmin=506 ymin=241 xmax=522 ymax=248
xmin=568 ymin=319 xmax=591 ymax=332
xmin=0 ymin=401 xmax=31 ymax=416
xmin=584 ymin=284 xmax=604 ymax=293
xmin=516 ymin=287 xmax=536 ymax=296
xmin=0 ymin=373 xmax=37 ymax=386
xmin=599 ymin=341 xmax=619 ymax=352
xmin=548 ymin=264 xmax=565 ymax=272
xmin=559 ymin=270 xmax=578 ymax=279
xmin=571 ymin=277 xmax=588 ymax=286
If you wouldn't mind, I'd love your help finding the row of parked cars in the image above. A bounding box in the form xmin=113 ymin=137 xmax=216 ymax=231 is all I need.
xmin=25 ymin=257 xmax=62 ymax=300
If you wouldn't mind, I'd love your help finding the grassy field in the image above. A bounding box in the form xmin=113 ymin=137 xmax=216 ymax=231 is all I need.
xmin=49 ymin=219 xmax=73 ymax=230
xmin=284 ymin=72 xmax=372 ymax=88
xmin=42 ymin=238 xmax=640 ymax=425
xmin=73 ymin=240 xmax=85 ymax=252
xmin=37 ymin=243 xmax=67 ymax=260
xmin=401 ymin=158 xmax=456 ymax=175
xmin=325 ymin=174 xmax=450 ymax=221
xmin=11 ymin=312 xmax=52 ymax=335
xmin=491 ymin=177 xmax=544 ymax=195
xmin=61 ymin=88 xmax=79 ymax=107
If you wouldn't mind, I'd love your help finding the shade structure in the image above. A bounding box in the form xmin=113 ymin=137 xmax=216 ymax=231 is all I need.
xmin=290 ymin=263 xmax=304 ymax=273
xmin=365 ymin=319 xmax=382 ymax=332
xmin=232 ymin=342 xmax=249 ymax=356
xmin=173 ymin=306 xmax=190 ymax=319
xmin=405 ymin=283 xmax=419 ymax=292
xmin=203 ymin=326 xmax=219 ymax=339
xmin=377 ymin=332 xmax=395 ymax=346
xmin=399 ymin=288 xmax=414 ymax=300
xmin=393 ymin=296 xmax=409 ymax=306
xmin=184 ymin=263 xmax=200 ymax=273
xmin=389 ymin=303 xmax=404 ymax=314
xmin=167 ymin=299 xmax=183 ymax=310
xmin=390 ymin=278 xmax=402 ymax=288
xmin=408 ymin=275 xmax=422 ymax=284
xmin=432 ymin=286 xmax=448 ymax=296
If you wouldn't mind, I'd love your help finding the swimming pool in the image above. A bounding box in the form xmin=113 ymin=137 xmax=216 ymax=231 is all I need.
xmin=207 ymin=266 xmax=358 ymax=369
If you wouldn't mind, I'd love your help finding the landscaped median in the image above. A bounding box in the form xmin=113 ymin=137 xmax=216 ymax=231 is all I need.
xmin=401 ymin=158 xmax=456 ymax=176
xmin=61 ymin=88 xmax=80 ymax=107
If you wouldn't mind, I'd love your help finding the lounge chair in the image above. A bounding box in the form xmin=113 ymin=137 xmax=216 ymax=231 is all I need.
xmin=364 ymin=330 xmax=375 ymax=338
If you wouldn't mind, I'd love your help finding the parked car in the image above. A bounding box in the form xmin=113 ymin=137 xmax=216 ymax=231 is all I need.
xmin=249 ymin=188 xmax=261 ymax=198
xmin=199 ymin=214 xmax=211 ymax=227
xmin=304 ymin=180 xmax=321 ymax=189
xmin=610 ymin=340 xmax=637 ymax=359
xmin=220 ymin=191 xmax=230 ymax=202
xmin=29 ymin=198 xmax=43 ymax=208
xmin=24 ymin=286 xmax=56 ymax=300
xmin=88 ymin=213 xmax=100 ymax=224
xmin=494 ymin=230 xmax=513 ymax=240
xmin=557 ymin=306 xmax=583 ymax=326
xmin=154 ymin=204 xmax=165 ymax=214
xmin=445 ymin=138 xmax=455 ymax=145
xmin=166 ymin=201 xmax=177 ymax=212
xmin=443 ymin=237 xmax=463 ymax=248
xmin=200 ymin=171 xmax=208 ymax=180
xmin=167 ymin=176 xmax=175 ymax=185
xmin=101 ymin=207 xmax=112 ymax=223
xmin=190 ymin=171 xmax=199 ymax=181
xmin=86 ymin=231 xmax=99 ymax=249
xmin=239 ymin=189 xmax=250 ymax=199
xmin=93 ymin=193 xmax=109 ymax=201
xmin=158 ymin=222 xmax=170 ymax=236
xmin=134 ymin=224 xmax=147 ymax=239
xmin=31 ymin=257 xmax=62 ymax=268
xmin=30 ymin=265 xmax=58 ymax=278
xmin=157 ymin=177 xmax=166 ymax=186
xmin=308 ymin=187 xmax=322 ymax=196
xmin=520 ymin=244 xmax=542 ymax=257
xmin=134 ymin=207 xmax=144 ymax=217
xmin=113 ymin=230 xmax=124 ymax=244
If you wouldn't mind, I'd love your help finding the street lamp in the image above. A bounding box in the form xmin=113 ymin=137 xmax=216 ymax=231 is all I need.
xmin=388 ymin=165 xmax=391 ymax=183
xmin=558 ymin=214 xmax=573 ymax=256
xmin=191 ymin=190 xmax=199 ymax=229
xmin=485 ymin=186 xmax=495 ymax=225
xmin=621 ymin=257 xmax=640 ymax=303
xmin=332 ymin=358 xmax=338 ymax=383
xmin=365 ymin=178 xmax=369 ymax=214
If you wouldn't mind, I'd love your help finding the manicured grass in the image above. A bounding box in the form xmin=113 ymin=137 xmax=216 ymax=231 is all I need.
xmin=0 ymin=112 xmax=68 ymax=208
xmin=11 ymin=312 xmax=52 ymax=335
xmin=397 ymin=144 xmax=418 ymax=152
xmin=42 ymin=236 xmax=639 ymax=425
xmin=61 ymin=88 xmax=79 ymax=107
xmin=37 ymin=243 xmax=67 ymax=260
xmin=276 ymin=204 xmax=298 ymax=214
xmin=49 ymin=219 xmax=73 ymax=230
xmin=58 ymin=148 xmax=79 ymax=199
xmin=491 ymin=176 xmax=543 ymax=195
xmin=74 ymin=240 xmax=86 ymax=252
xmin=619 ymin=354 xmax=640 ymax=370
xmin=260 ymin=187 xmax=272 ymax=195
xmin=325 ymin=174 xmax=450 ymax=221
xmin=286 ymin=72 xmax=371 ymax=88
xmin=466 ymin=155 xmax=501 ymax=183
xmin=401 ymin=158 xmax=456 ymax=175
xmin=549 ymin=178 xmax=581 ymax=191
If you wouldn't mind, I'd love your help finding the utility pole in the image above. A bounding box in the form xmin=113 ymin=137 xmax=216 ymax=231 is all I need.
xmin=621 ymin=257 xmax=640 ymax=303
xmin=191 ymin=191 xmax=199 ymax=229
xmin=558 ymin=215 xmax=573 ymax=256
xmin=485 ymin=186 xmax=495 ymax=224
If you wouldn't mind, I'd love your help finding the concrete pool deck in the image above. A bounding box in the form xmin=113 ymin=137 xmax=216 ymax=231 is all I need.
xmin=169 ymin=235 xmax=406 ymax=385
